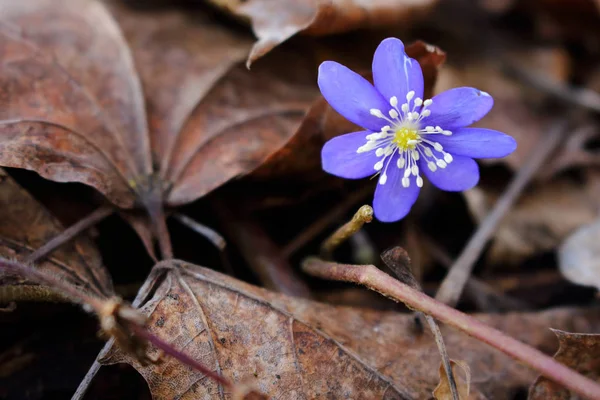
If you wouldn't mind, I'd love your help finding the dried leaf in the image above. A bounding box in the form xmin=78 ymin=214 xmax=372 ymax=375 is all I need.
xmin=97 ymin=260 xmax=600 ymax=399
xmin=208 ymin=0 xmax=439 ymax=66
xmin=252 ymin=41 xmax=446 ymax=182
xmin=0 ymin=0 xmax=317 ymax=251
xmin=433 ymin=360 xmax=475 ymax=400
xmin=465 ymin=174 xmax=600 ymax=265
xmin=529 ymin=330 xmax=600 ymax=399
xmin=0 ymin=169 xmax=113 ymax=300
xmin=558 ymin=216 xmax=600 ymax=291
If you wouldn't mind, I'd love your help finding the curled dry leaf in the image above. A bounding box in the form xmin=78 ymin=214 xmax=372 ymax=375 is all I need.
xmin=558 ymin=216 xmax=600 ymax=291
xmin=96 ymin=260 xmax=600 ymax=399
xmin=464 ymin=173 xmax=600 ymax=265
xmin=0 ymin=169 xmax=113 ymax=301
xmin=0 ymin=0 xmax=317 ymax=255
xmin=529 ymin=330 xmax=600 ymax=399
xmin=433 ymin=360 xmax=475 ymax=400
xmin=252 ymin=40 xmax=446 ymax=183
xmin=208 ymin=0 xmax=439 ymax=66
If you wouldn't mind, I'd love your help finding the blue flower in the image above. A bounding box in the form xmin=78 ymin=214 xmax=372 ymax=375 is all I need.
xmin=319 ymin=38 xmax=517 ymax=222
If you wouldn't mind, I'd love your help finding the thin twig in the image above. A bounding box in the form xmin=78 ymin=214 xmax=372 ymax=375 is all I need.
xmin=302 ymin=258 xmax=600 ymax=400
xmin=320 ymin=205 xmax=373 ymax=259
xmin=502 ymin=62 xmax=600 ymax=114
xmin=0 ymin=284 xmax=68 ymax=303
xmin=0 ymin=257 xmax=104 ymax=311
xmin=25 ymin=206 xmax=114 ymax=264
xmin=173 ymin=213 xmax=226 ymax=250
xmin=435 ymin=120 xmax=567 ymax=307
xmin=380 ymin=247 xmax=459 ymax=400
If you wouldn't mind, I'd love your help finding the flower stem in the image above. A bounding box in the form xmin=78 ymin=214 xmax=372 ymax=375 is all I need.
xmin=302 ymin=257 xmax=600 ymax=400
xmin=320 ymin=205 xmax=373 ymax=259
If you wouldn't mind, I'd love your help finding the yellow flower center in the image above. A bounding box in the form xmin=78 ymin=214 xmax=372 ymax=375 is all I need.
xmin=392 ymin=126 xmax=419 ymax=150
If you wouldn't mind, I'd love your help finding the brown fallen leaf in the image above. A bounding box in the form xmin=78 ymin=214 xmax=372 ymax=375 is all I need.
xmin=558 ymin=216 xmax=600 ymax=291
xmin=529 ymin=330 xmax=600 ymax=399
xmin=252 ymin=40 xmax=447 ymax=183
xmin=0 ymin=0 xmax=317 ymax=257
xmin=464 ymin=173 xmax=600 ymax=265
xmin=0 ymin=169 xmax=113 ymax=301
xmin=96 ymin=260 xmax=600 ymax=399
xmin=433 ymin=360 xmax=475 ymax=400
xmin=208 ymin=0 xmax=439 ymax=66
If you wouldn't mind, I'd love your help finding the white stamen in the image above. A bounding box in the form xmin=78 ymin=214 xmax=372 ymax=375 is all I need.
xmin=406 ymin=91 xmax=415 ymax=101
xmin=407 ymin=139 xmax=419 ymax=146
xmin=442 ymin=130 xmax=452 ymax=136
xmin=402 ymin=177 xmax=410 ymax=187
xmin=414 ymin=98 xmax=423 ymax=106
xmin=444 ymin=153 xmax=453 ymax=163
xmin=416 ymin=176 xmax=424 ymax=187
xmin=390 ymin=96 xmax=398 ymax=107
xmin=432 ymin=142 xmax=443 ymax=152
xmin=424 ymin=99 xmax=433 ymax=106
xmin=379 ymin=174 xmax=387 ymax=185
xmin=411 ymin=150 xmax=420 ymax=160
xmin=370 ymin=109 xmax=384 ymax=118
xmin=384 ymin=146 xmax=393 ymax=156
xmin=397 ymin=157 xmax=405 ymax=168
xmin=421 ymin=110 xmax=431 ymax=117
xmin=411 ymin=165 xmax=419 ymax=176
xmin=404 ymin=168 xmax=411 ymax=178
xmin=436 ymin=159 xmax=447 ymax=168
xmin=389 ymin=109 xmax=399 ymax=119
xmin=428 ymin=161 xmax=437 ymax=171
xmin=401 ymin=104 xmax=409 ymax=113
xmin=374 ymin=161 xmax=384 ymax=171
xmin=424 ymin=147 xmax=433 ymax=157
xmin=375 ymin=148 xmax=385 ymax=157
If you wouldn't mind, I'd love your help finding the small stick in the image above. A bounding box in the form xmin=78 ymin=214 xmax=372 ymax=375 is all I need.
xmin=435 ymin=121 xmax=567 ymax=307
xmin=381 ymin=247 xmax=459 ymax=400
xmin=173 ymin=213 xmax=226 ymax=251
xmin=0 ymin=284 xmax=68 ymax=304
xmin=25 ymin=206 xmax=114 ymax=264
xmin=302 ymin=258 xmax=600 ymax=400
xmin=282 ymin=185 xmax=373 ymax=257
xmin=320 ymin=205 xmax=373 ymax=259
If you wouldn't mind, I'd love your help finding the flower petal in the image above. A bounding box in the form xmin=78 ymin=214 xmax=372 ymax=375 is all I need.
xmin=318 ymin=61 xmax=390 ymax=132
xmin=419 ymin=154 xmax=479 ymax=192
xmin=373 ymin=157 xmax=421 ymax=222
xmin=322 ymin=131 xmax=380 ymax=179
xmin=373 ymin=38 xmax=424 ymax=105
xmin=423 ymin=87 xmax=494 ymax=130
xmin=433 ymin=128 xmax=517 ymax=159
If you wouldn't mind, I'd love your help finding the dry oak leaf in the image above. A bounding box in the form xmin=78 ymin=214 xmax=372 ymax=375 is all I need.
xmin=97 ymin=260 xmax=600 ymax=399
xmin=464 ymin=173 xmax=600 ymax=265
xmin=0 ymin=0 xmax=316 ymax=255
xmin=0 ymin=169 xmax=113 ymax=302
xmin=529 ymin=330 xmax=600 ymax=400
xmin=207 ymin=0 xmax=439 ymax=66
